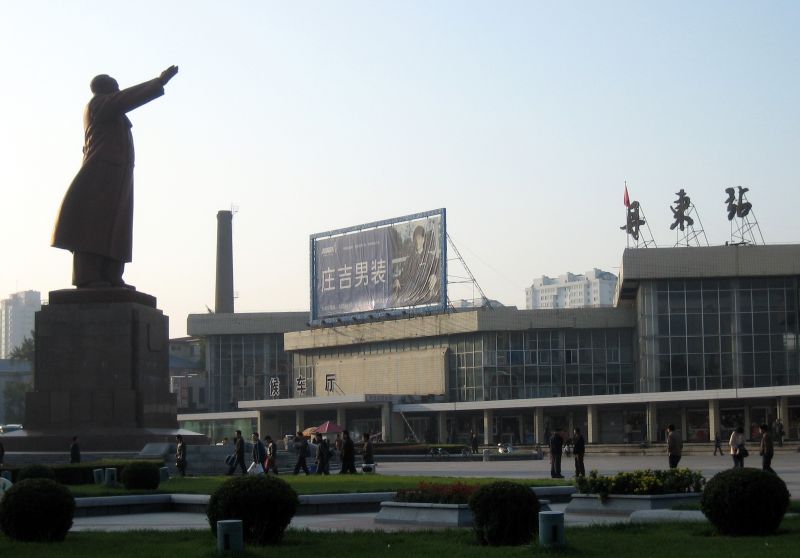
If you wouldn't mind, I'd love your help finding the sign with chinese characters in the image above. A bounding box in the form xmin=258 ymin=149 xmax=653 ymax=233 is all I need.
xmin=669 ymin=189 xmax=694 ymax=231
xmin=725 ymin=187 xmax=752 ymax=220
xmin=295 ymin=376 xmax=307 ymax=395
xmin=325 ymin=373 xmax=336 ymax=393
xmin=310 ymin=209 xmax=447 ymax=321
xmin=268 ymin=377 xmax=280 ymax=398
xmin=621 ymin=201 xmax=646 ymax=240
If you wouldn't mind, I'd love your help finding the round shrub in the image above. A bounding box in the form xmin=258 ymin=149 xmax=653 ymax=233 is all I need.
xmin=16 ymin=464 xmax=56 ymax=482
xmin=121 ymin=461 xmax=160 ymax=490
xmin=0 ymin=478 xmax=75 ymax=542
xmin=469 ymin=481 xmax=540 ymax=546
xmin=701 ymin=468 xmax=790 ymax=535
xmin=207 ymin=475 xmax=299 ymax=545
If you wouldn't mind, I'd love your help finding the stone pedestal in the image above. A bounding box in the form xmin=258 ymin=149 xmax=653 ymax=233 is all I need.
xmin=12 ymin=288 xmax=188 ymax=451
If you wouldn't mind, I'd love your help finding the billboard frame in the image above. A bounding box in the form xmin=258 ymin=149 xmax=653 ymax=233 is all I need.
xmin=309 ymin=208 xmax=447 ymax=325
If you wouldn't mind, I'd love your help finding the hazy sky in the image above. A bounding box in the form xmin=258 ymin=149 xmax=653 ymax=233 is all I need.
xmin=2 ymin=1 xmax=799 ymax=338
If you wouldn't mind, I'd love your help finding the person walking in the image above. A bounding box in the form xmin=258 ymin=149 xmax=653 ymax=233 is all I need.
xmin=666 ymin=424 xmax=682 ymax=469
xmin=759 ymin=424 xmax=775 ymax=473
xmin=775 ymin=418 xmax=785 ymax=447
xmin=334 ymin=433 xmax=343 ymax=461
xmin=713 ymin=430 xmax=724 ymax=455
xmin=293 ymin=431 xmax=310 ymax=475
xmin=264 ymin=435 xmax=279 ymax=475
xmin=251 ymin=432 xmax=267 ymax=474
xmin=572 ymin=427 xmax=586 ymax=477
xmin=362 ymin=432 xmax=375 ymax=470
xmin=175 ymin=435 xmax=187 ymax=477
xmin=340 ymin=430 xmax=357 ymax=474
xmin=227 ymin=430 xmax=247 ymax=475
xmin=69 ymin=436 xmax=81 ymax=464
xmin=314 ymin=433 xmax=330 ymax=475
xmin=729 ymin=426 xmax=747 ymax=468
xmin=549 ymin=428 xmax=564 ymax=479
xmin=470 ymin=430 xmax=479 ymax=454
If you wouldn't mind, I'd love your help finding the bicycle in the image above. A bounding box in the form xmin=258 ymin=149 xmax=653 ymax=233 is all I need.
xmin=428 ymin=447 xmax=450 ymax=459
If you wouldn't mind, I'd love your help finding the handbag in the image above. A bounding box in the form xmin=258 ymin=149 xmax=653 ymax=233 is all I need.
xmin=247 ymin=461 xmax=265 ymax=475
xmin=225 ymin=454 xmax=235 ymax=466
xmin=738 ymin=445 xmax=749 ymax=458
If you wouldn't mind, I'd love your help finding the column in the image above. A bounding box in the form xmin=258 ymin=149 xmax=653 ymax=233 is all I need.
xmin=337 ymin=407 xmax=346 ymax=428
xmin=568 ymin=412 xmax=575 ymax=438
xmin=743 ymin=405 xmax=751 ymax=441
xmin=646 ymin=402 xmax=658 ymax=443
xmin=708 ymin=399 xmax=719 ymax=442
xmin=437 ymin=412 xmax=448 ymax=444
xmin=516 ymin=414 xmax=524 ymax=445
xmin=534 ymin=407 xmax=544 ymax=445
xmin=777 ymin=396 xmax=789 ymax=422
xmin=258 ymin=411 xmax=279 ymax=440
xmin=380 ymin=403 xmax=391 ymax=442
xmin=483 ymin=410 xmax=494 ymax=445
xmin=388 ymin=407 xmax=406 ymax=443
xmin=680 ymin=407 xmax=688 ymax=442
xmin=586 ymin=405 xmax=598 ymax=444
xmin=294 ymin=409 xmax=305 ymax=435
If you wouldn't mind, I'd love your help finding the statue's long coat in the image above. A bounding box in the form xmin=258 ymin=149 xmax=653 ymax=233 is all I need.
xmin=52 ymin=79 xmax=164 ymax=263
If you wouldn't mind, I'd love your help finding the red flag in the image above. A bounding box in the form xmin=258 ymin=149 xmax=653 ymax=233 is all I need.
xmin=623 ymin=183 xmax=630 ymax=207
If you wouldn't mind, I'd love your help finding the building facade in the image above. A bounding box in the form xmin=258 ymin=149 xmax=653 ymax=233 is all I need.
xmin=184 ymin=246 xmax=800 ymax=446
xmin=526 ymin=269 xmax=617 ymax=309
xmin=0 ymin=291 xmax=41 ymax=358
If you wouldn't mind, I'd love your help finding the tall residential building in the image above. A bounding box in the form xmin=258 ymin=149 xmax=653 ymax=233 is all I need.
xmin=0 ymin=291 xmax=41 ymax=358
xmin=525 ymin=269 xmax=617 ymax=309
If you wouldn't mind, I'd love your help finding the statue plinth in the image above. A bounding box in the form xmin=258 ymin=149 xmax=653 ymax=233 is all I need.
xmin=11 ymin=288 xmax=203 ymax=451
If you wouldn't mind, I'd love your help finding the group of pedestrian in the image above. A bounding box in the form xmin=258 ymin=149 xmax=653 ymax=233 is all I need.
xmin=669 ymin=422 xmax=778 ymax=473
xmin=222 ymin=428 xmax=374 ymax=476
xmin=296 ymin=429 xmax=374 ymax=475
xmin=548 ymin=427 xmax=586 ymax=478
xmin=224 ymin=429 xmax=278 ymax=476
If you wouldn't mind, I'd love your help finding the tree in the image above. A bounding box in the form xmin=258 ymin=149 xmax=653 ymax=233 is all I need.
xmin=6 ymin=330 xmax=34 ymax=423
xmin=9 ymin=331 xmax=35 ymax=366
xmin=3 ymin=381 xmax=30 ymax=423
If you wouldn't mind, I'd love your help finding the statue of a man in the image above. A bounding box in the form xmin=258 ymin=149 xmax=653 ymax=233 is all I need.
xmin=52 ymin=65 xmax=179 ymax=288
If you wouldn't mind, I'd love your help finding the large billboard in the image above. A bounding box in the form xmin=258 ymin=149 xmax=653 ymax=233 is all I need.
xmin=310 ymin=209 xmax=447 ymax=322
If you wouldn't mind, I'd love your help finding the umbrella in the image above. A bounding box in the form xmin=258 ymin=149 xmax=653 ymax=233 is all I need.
xmin=301 ymin=426 xmax=318 ymax=436
xmin=316 ymin=421 xmax=344 ymax=434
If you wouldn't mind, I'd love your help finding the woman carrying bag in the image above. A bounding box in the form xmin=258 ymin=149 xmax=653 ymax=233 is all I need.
xmin=729 ymin=426 xmax=747 ymax=468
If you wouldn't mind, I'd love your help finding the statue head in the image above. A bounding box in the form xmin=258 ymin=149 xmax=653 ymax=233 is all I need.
xmin=90 ymin=74 xmax=119 ymax=94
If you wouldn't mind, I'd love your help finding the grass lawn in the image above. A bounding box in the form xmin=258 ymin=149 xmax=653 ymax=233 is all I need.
xmin=67 ymin=474 xmax=569 ymax=497
xmin=1 ymin=518 xmax=799 ymax=557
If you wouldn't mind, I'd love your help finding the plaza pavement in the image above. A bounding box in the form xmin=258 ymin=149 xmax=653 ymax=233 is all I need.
xmin=70 ymin=452 xmax=799 ymax=533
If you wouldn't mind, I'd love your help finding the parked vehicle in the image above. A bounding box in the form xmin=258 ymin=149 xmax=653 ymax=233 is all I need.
xmin=0 ymin=424 xmax=23 ymax=434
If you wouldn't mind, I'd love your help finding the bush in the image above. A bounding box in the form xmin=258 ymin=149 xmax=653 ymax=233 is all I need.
xmin=469 ymin=481 xmax=539 ymax=546
xmin=396 ymin=481 xmax=479 ymax=504
xmin=575 ymin=469 xmax=705 ymax=499
xmin=121 ymin=461 xmax=160 ymax=490
xmin=701 ymin=468 xmax=790 ymax=536
xmin=0 ymin=478 xmax=75 ymax=542
xmin=207 ymin=475 xmax=299 ymax=545
xmin=3 ymin=460 xmax=165 ymax=485
xmin=16 ymin=464 xmax=56 ymax=482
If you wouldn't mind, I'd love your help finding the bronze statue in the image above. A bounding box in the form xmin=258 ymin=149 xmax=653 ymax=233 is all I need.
xmin=52 ymin=65 xmax=179 ymax=288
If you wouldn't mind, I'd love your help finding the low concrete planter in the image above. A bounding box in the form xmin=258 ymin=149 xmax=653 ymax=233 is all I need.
xmin=375 ymin=499 xmax=551 ymax=527
xmin=376 ymin=502 xmax=474 ymax=527
xmin=565 ymin=493 xmax=701 ymax=516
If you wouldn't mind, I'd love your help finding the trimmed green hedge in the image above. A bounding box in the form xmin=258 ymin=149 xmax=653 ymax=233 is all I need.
xmin=396 ymin=481 xmax=479 ymax=504
xmin=701 ymin=468 xmax=790 ymax=535
xmin=575 ymin=469 xmax=705 ymax=499
xmin=1 ymin=460 xmax=165 ymax=485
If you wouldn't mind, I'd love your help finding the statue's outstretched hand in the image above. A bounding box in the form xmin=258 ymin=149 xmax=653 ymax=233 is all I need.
xmin=160 ymin=65 xmax=179 ymax=86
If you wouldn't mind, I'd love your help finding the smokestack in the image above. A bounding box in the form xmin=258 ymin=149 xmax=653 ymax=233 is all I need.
xmin=215 ymin=210 xmax=234 ymax=313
